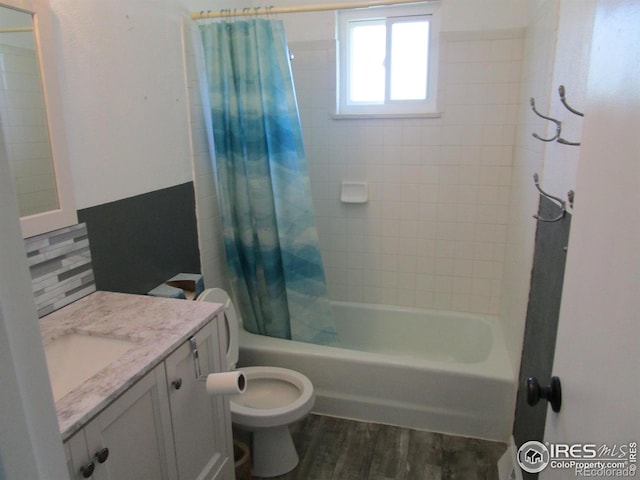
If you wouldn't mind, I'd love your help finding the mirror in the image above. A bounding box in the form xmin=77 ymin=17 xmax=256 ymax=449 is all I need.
xmin=0 ymin=7 xmax=57 ymax=216
xmin=0 ymin=0 xmax=76 ymax=238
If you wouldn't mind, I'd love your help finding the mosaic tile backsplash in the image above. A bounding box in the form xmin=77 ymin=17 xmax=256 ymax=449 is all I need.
xmin=25 ymin=223 xmax=95 ymax=318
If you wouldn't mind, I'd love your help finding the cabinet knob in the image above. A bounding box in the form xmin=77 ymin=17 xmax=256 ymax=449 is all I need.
xmin=95 ymin=447 xmax=110 ymax=463
xmin=80 ymin=461 xmax=95 ymax=478
xmin=171 ymin=378 xmax=183 ymax=390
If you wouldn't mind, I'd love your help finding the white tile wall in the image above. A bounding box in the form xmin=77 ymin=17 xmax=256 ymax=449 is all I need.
xmin=0 ymin=44 xmax=57 ymax=217
xmin=292 ymin=29 xmax=524 ymax=314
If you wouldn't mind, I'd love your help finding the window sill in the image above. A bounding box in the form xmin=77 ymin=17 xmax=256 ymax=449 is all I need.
xmin=332 ymin=112 xmax=443 ymax=120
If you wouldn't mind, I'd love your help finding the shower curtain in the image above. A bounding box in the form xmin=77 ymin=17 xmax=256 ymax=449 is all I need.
xmin=200 ymin=19 xmax=337 ymax=345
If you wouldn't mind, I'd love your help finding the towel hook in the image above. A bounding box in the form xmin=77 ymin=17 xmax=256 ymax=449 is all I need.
xmin=558 ymin=85 xmax=584 ymax=117
xmin=557 ymin=137 xmax=581 ymax=146
xmin=556 ymin=85 xmax=584 ymax=146
xmin=530 ymin=98 xmax=561 ymax=142
xmin=532 ymin=173 xmax=566 ymax=223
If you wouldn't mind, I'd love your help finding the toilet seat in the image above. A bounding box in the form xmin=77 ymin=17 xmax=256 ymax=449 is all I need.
xmin=230 ymin=366 xmax=315 ymax=429
xmin=196 ymin=287 xmax=239 ymax=369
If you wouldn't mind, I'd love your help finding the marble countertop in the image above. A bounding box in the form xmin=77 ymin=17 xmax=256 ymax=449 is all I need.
xmin=39 ymin=291 xmax=223 ymax=441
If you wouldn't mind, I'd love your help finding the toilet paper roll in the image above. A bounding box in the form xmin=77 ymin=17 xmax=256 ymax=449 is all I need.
xmin=205 ymin=371 xmax=246 ymax=395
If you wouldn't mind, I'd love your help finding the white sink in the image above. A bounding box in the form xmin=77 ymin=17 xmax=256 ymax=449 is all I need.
xmin=44 ymin=333 xmax=136 ymax=401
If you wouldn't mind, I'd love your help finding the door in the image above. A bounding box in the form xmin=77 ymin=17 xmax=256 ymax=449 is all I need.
xmin=83 ymin=364 xmax=178 ymax=480
xmin=512 ymin=196 xmax=572 ymax=450
xmin=539 ymin=1 xmax=640 ymax=478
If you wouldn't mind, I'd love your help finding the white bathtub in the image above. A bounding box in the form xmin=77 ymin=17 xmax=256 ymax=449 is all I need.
xmin=237 ymin=301 xmax=516 ymax=441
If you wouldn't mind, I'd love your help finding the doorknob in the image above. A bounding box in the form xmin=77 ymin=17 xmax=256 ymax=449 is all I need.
xmin=527 ymin=376 xmax=562 ymax=412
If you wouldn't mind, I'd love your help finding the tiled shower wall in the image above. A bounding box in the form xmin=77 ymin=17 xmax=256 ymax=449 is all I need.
xmin=292 ymin=29 xmax=523 ymax=314
xmin=0 ymin=44 xmax=57 ymax=217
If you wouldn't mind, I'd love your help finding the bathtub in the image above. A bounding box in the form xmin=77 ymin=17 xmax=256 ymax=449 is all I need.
xmin=237 ymin=301 xmax=516 ymax=441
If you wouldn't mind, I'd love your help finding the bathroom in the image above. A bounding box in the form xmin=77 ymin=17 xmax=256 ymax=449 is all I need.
xmin=0 ymin=0 xmax=637 ymax=479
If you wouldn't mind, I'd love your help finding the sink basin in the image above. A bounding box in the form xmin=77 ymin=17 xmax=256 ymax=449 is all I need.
xmin=44 ymin=333 xmax=136 ymax=401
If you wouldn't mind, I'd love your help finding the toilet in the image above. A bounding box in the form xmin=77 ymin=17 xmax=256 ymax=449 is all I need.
xmin=197 ymin=288 xmax=315 ymax=477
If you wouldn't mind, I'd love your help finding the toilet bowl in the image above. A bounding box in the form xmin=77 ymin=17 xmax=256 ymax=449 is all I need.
xmin=197 ymin=288 xmax=315 ymax=477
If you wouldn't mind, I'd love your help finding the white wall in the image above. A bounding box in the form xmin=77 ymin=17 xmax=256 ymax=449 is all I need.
xmin=540 ymin=0 xmax=595 ymax=198
xmin=500 ymin=0 xmax=595 ymax=370
xmin=49 ymin=0 xmax=195 ymax=210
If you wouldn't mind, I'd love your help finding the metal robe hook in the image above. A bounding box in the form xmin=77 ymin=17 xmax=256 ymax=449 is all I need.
xmin=558 ymin=85 xmax=584 ymax=117
xmin=557 ymin=137 xmax=581 ymax=146
xmin=557 ymin=85 xmax=584 ymax=146
xmin=532 ymin=173 xmax=566 ymax=223
xmin=567 ymin=189 xmax=575 ymax=210
xmin=530 ymin=98 xmax=561 ymax=142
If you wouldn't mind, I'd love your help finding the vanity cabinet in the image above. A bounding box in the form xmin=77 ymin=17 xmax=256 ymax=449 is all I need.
xmin=65 ymin=317 xmax=234 ymax=480
xmin=65 ymin=364 xmax=177 ymax=479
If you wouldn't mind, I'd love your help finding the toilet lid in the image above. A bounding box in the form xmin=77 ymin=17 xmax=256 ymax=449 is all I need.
xmin=197 ymin=288 xmax=239 ymax=370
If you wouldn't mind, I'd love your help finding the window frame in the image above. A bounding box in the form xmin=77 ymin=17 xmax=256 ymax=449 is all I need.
xmin=336 ymin=2 xmax=441 ymax=117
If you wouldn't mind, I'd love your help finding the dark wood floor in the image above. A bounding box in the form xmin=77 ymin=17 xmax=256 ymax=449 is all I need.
xmin=236 ymin=414 xmax=507 ymax=480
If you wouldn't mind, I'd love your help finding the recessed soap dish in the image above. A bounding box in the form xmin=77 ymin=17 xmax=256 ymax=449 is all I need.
xmin=340 ymin=181 xmax=368 ymax=204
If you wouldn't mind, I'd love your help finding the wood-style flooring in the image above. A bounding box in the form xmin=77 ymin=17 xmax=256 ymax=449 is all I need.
xmin=237 ymin=414 xmax=507 ymax=480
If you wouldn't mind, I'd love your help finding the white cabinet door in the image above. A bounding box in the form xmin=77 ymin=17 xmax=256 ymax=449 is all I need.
xmin=74 ymin=364 xmax=179 ymax=480
xmin=65 ymin=430 xmax=93 ymax=479
xmin=165 ymin=318 xmax=234 ymax=480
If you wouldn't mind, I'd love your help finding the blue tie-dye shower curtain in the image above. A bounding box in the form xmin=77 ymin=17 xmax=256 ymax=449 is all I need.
xmin=199 ymin=19 xmax=337 ymax=345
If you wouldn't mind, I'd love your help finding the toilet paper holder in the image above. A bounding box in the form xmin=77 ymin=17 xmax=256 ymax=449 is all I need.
xmin=189 ymin=337 xmax=209 ymax=382
xmin=189 ymin=337 xmax=246 ymax=394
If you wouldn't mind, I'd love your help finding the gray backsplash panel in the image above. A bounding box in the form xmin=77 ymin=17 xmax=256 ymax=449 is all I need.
xmin=25 ymin=223 xmax=96 ymax=318
xmin=77 ymin=182 xmax=201 ymax=295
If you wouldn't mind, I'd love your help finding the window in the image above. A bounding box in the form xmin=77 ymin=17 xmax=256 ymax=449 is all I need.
xmin=337 ymin=3 xmax=440 ymax=116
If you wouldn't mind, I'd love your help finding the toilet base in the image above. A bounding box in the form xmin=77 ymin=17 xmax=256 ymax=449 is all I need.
xmin=251 ymin=426 xmax=299 ymax=477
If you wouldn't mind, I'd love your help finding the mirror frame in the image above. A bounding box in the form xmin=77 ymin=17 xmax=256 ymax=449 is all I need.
xmin=2 ymin=0 xmax=77 ymax=238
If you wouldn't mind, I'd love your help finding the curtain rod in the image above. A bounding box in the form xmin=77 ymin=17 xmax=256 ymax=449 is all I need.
xmin=191 ymin=0 xmax=428 ymax=20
